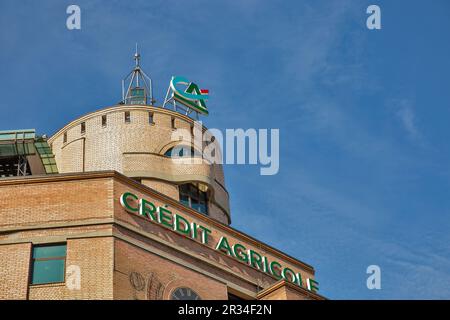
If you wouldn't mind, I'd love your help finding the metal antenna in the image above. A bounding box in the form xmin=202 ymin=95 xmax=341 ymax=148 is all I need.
xmin=134 ymin=43 xmax=140 ymax=67
xmin=121 ymin=44 xmax=155 ymax=105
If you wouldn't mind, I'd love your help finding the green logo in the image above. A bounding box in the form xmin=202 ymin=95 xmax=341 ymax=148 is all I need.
xmin=169 ymin=76 xmax=209 ymax=115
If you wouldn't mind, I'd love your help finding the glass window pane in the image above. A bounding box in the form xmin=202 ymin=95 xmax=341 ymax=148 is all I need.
xmin=164 ymin=148 xmax=172 ymax=157
xmin=198 ymin=203 xmax=207 ymax=214
xmin=191 ymin=202 xmax=200 ymax=212
xmin=179 ymin=184 xmax=188 ymax=194
xmin=178 ymin=183 xmax=208 ymax=215
xmin=180 ymin=194 xmax=189 ymax=207
xmin=32 ymin=259 xmax=65 ymax=284
xmin=33 ymin=244 xmax=66 ymax=259
xmin=131 ymin=88 xmax=144 ymax=97
xmin=24 ymin=132 xmax=35 ymax=139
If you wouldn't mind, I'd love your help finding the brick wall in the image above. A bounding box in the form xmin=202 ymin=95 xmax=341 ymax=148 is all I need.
xmin=114 ymin=239 xmax=228 ymax=300
xmin=28 ymin=237 xmax=114 ymax=300
xmin=0 ymin=242 xmax=32 ymax=299
xmin=0 ymin=177 xmax=113 ymax=228
xmin=0 ymin=173 xmax=321 ymax=300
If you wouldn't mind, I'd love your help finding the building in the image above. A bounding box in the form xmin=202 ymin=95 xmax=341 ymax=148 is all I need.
xmin=0 ymin=51 xmax=325 ymax=300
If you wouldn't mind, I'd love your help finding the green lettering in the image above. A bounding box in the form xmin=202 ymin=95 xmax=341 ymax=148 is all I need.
xmin=296 ymin=273 xmax=303 ymax=287
xmin=282 ymin=267 xmax=297 ymax=283
xmin=307 ymin=279 xmax=319 ymax=292
xmin=247 ymin=250 xmax=263 ymax=270
xmin=198 ymin=225 xmax=211 ymax=244
xmin=174 ymin=214 xmax=190 ymax=235
xmin=269 ymin=261 xmax=283 ymax=279
xmin=191 ymin=222 xmax=198 ymax=240
xmin=215 ymin=236 xmax=233 ymax=256
xmin=120 ymin=192 xmax=138 ymax=213
xmin=158 ymin=207 xmax=173 ymax=228
xmin=232 ymin=243 xmax=248 ymax=263
xmin=262 ymin=256 xmax=269 ymax=272
xmin=139 ymin=198 xmax=156 ymax=220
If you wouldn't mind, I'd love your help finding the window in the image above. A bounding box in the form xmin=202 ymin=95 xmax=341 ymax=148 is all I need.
xmin=179 ymin=183 xmax=208 ymax=215
xmin=125 ymin=111 xmax=131 ymax=123
xmin=80 ymin=122 xmax=85 ymax=134
xmin=102 ymin=115 xmax=107 ymax=127
xmin=34 ymin=141 xmax=58 ymax=174
xmin=171 ymin=117 xmax=176 ymax=129
xmin=149 ymin=112 xmax=154 ymax=124
xmin=129 ymin=87 xmax=146 ymax=105
xmin=30 ymin=244 xmax=67 ymax=285
xmin=63 ymin=132 xmax=67 ymax=143
xmin=171 ymin=287 xmax=201 ymax=300
xmin=164 ymin=145 xmax=202 ymax=158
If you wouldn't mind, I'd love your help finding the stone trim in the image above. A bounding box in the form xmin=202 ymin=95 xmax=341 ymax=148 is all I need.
xmin=48 ymin=105 xmax=209 ymax=143
xmin=256 ymin=279 xmax=326 ymax=300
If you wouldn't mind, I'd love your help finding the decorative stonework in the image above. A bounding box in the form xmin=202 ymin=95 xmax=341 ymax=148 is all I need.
xmin=128 ymin=271 xmax=165 ymax=300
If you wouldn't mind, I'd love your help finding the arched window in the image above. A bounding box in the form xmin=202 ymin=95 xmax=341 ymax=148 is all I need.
xmin=179 ymin=183 xmax=208 ymax=215
xmin=164 ymin=145 xmax=201 ymax=158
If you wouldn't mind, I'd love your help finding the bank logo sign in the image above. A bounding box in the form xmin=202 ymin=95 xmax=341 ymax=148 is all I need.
xmin=172 ymin=76 xmax=209 ymax=115
xmin=163 ymin=76 xmax=209 ymax=116
xmin=120 ymin=192 xmax=319 ymax=294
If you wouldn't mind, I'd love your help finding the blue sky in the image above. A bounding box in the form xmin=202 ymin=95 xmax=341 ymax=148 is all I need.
xmin=1 ymin=0 xmax=449 ymax=299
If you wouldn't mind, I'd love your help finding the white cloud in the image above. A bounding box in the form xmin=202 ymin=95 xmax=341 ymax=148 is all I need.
xmin=394 ymin=99 xmax=425 ymax=145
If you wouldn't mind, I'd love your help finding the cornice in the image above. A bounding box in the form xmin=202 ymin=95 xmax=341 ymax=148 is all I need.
xmin=256 ymin=280 xmax=326 ymax=300
xmin=48 ymin=105 xmax=210 ymax=143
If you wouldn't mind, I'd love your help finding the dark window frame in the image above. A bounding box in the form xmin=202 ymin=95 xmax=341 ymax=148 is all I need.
xmin=179 ymin=183 xmax=209 ymax=215
xmin=164 ymin=145 xmax=202 ymax=158
xmin=125 ymin=111 xmax=131 ymax=123
xmin=30 ymin=243 xmax=67 ymax=286
xmin=149 ymin=112 xmax=154 ymax=124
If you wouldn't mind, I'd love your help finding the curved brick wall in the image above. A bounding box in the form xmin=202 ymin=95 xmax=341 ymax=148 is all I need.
xmin=48 ymin=105 xmax=231 ymax=224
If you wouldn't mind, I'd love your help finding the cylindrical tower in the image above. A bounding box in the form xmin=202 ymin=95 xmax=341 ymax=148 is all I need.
xmin=48 ymin=105 xmax=230 ymax=224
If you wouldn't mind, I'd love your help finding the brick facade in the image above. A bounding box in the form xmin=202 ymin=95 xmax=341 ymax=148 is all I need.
xmin=0 ymin=172 xmax=324 ymax=300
